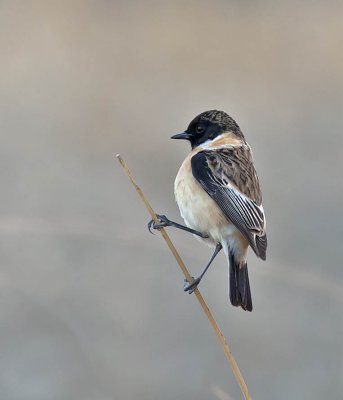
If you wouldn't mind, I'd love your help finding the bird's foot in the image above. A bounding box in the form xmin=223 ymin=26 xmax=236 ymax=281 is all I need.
xmin=147 ymin=214 xmax=171 ymax=234
xmin=183 ymin=277 xmax=201 ymax=294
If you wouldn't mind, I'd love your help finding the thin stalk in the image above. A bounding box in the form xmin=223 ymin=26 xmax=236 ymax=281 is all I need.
xmin=116 ymin=154 xmax=252 ymax=400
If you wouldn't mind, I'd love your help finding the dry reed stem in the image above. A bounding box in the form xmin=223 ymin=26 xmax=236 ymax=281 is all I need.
xmin=116 ymin=154 xmax=252 ymax=400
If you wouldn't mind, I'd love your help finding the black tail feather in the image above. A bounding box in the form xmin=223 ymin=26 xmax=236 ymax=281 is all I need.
xmin=229 ymin=252 xmax=252 ymax=312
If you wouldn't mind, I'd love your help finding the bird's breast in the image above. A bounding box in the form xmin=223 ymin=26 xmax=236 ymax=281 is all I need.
xmin=174 ymin=153 xmax=228 ymax=245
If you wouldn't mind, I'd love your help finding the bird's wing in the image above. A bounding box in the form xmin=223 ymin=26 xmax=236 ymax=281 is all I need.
xmin=191 ymin=145 xmax=267 ymax=259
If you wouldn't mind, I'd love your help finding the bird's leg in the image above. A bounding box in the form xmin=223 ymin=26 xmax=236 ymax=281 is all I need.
xmin=147 ymin=214 xmax=208 ymax=238
xmin=184 ymin=243 xmax=222 ymax=294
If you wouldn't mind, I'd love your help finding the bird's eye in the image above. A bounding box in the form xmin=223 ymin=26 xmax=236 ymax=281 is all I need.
xmin=196 ymin=125 xmax=205 ymax=134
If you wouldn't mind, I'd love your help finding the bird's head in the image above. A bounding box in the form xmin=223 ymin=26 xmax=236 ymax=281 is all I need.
xmin=171 ymin=110 xmax=244 ymax=149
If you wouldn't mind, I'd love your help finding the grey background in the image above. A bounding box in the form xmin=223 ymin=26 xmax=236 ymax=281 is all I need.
xmin=0 ymin=1 xmax=342 ymax=399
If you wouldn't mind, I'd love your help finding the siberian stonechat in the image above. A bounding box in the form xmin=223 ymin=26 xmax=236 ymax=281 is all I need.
xmin=149 ymin=110 xmax=267 ymax=311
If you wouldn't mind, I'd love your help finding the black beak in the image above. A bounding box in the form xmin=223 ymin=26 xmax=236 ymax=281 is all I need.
xmin=170 ymin=132 xmax=192 ymax=140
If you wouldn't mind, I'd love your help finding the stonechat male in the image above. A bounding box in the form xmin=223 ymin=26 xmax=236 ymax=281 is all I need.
xmin=149 ymin=110 xmax=267 ymax=311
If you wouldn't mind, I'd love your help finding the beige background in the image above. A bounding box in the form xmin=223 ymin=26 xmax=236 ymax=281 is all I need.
xmin=0 ymin=1 xmax=342 ymax=399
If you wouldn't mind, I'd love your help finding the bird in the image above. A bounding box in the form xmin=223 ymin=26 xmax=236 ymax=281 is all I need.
xmin=148 ymin=110 xmax=267 ymax=311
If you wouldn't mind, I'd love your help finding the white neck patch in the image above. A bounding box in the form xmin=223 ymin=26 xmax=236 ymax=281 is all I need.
xmin=198 ymin=134 xmax=225 ymax=149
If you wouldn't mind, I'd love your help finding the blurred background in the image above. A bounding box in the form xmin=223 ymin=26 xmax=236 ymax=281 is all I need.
xmin=0 ymin=1 xmax=342 ymax=399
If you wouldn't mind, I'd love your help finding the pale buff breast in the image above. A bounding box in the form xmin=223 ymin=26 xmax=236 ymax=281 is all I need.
xmin=174 ymin=149 xmax=229 ymax=245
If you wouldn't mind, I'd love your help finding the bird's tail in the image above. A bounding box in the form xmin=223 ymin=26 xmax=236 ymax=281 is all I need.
xmin=228 ymin=251 xmax=253 ymax=312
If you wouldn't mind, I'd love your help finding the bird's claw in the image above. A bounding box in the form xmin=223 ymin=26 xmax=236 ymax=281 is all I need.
xmin=184 ymin=277 xmax=201 ymax=294
xmin=147 ymin=214 xmax=169 ymax=234
xmin=147 ymin=219 xmax=155 ymax=234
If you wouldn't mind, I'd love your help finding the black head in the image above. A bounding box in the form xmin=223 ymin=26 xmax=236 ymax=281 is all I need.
xmin=171 ymin=110 xmax=243 ymax=149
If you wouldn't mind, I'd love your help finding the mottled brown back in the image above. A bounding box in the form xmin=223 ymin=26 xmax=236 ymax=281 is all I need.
xmin=206 ymin=145 xmax=262 ymax=205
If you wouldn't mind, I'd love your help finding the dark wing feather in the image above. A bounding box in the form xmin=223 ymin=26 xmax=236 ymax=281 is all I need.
xmin=191 ymin=146 xmax=267 ymax=259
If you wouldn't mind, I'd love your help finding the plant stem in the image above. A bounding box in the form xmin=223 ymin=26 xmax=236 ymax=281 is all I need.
xmin=116 ymin=154 xmax=252 ymax=400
